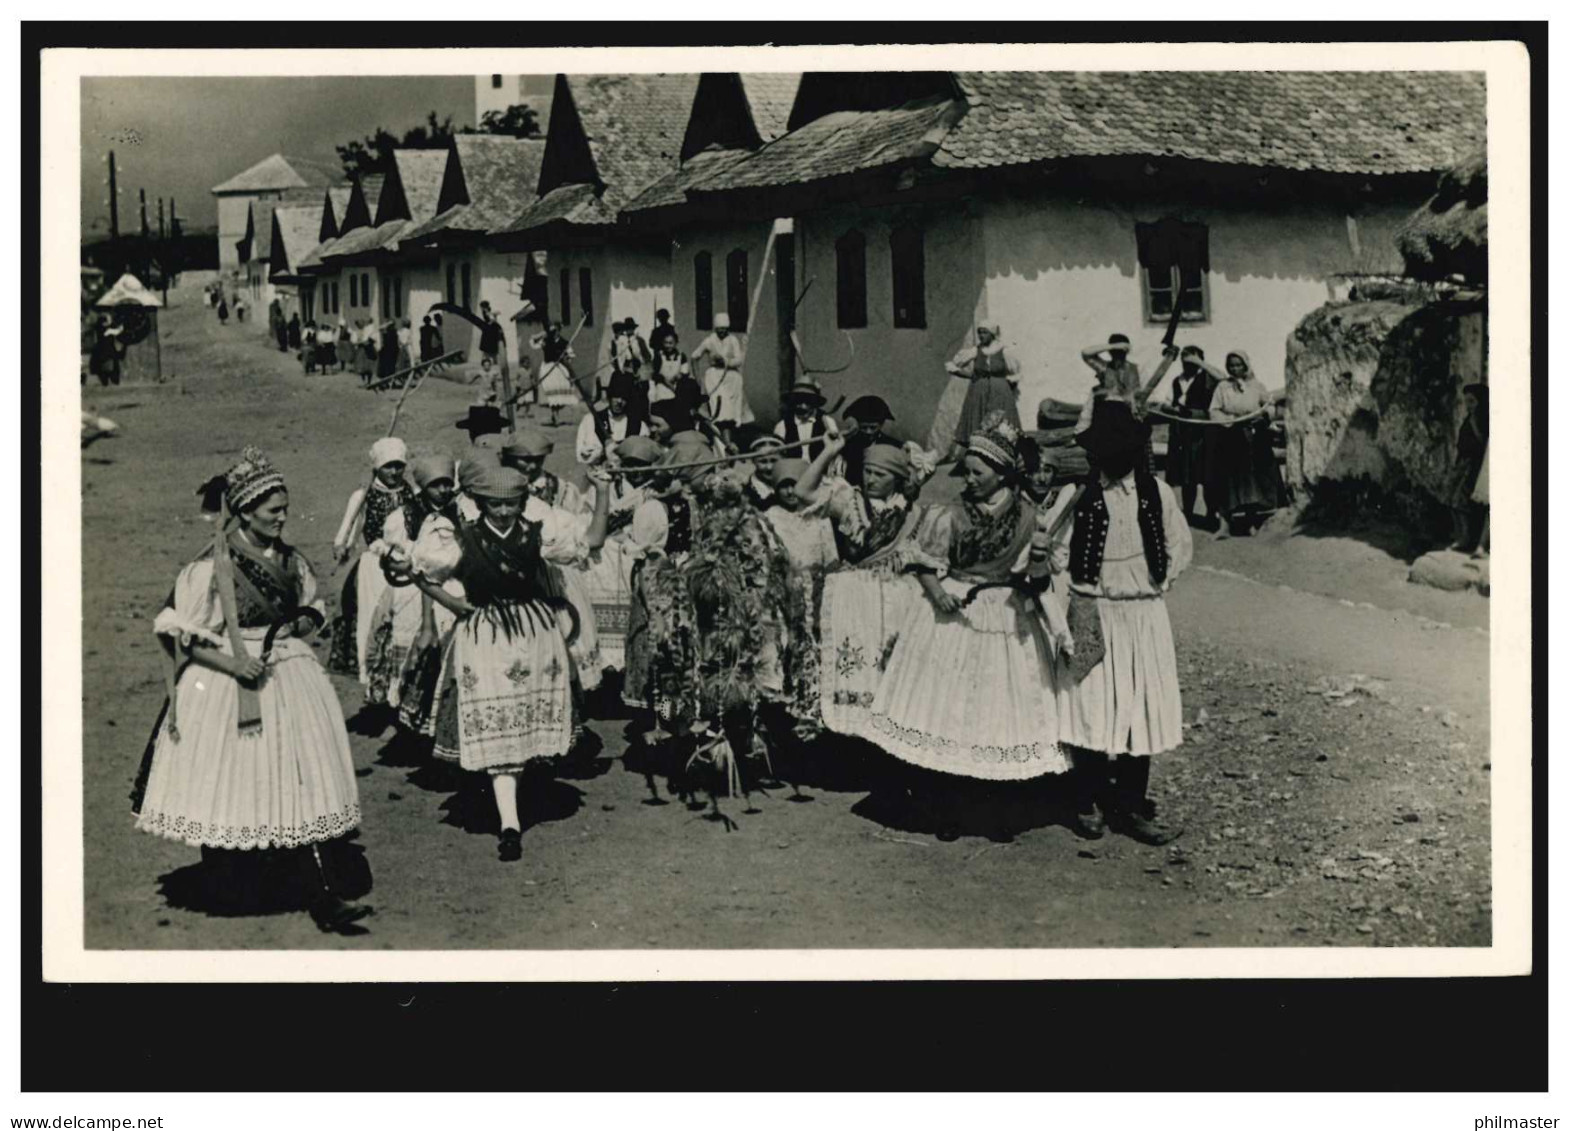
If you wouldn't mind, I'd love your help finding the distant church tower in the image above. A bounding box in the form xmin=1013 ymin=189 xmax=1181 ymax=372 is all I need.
xmin=476 ymin=74 xmax=553 ymax=124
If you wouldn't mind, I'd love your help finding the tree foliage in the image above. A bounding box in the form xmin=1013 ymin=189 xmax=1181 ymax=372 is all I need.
xmin=336 ymin=111 xmax=459 ymax=179
xmin=471 ymin=103 xmax=543 ymax=139
xmin=335 ymin=104 xmax=544 ymax=178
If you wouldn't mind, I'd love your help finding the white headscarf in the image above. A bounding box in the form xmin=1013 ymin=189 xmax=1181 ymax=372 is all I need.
xmin=370 ymin=436 xmax=408 ymax=469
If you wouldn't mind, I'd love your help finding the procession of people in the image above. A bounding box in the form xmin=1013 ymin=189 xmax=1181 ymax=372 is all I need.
xmin=130 ymin=302 xmax=1324 ymax=936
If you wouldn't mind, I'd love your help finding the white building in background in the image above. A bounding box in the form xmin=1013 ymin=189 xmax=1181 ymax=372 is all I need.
xmin=210 ymin=153 xmax=344 ymax=273
xmin=475 ymin=74 xmax=553 ymax=124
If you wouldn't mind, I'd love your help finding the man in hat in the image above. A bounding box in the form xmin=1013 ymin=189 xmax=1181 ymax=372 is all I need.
xmin=578 ymin=369 xmax=649 ymax=469
xmin=774 ymin=378 xmax=839 ymax=463
xmin=477 ymin=302 xmax=507 ymax=375
xmin=649 ymin=308 xmax=677 ymax=356
xmin=691 ymin=311 xmax=752 ymax=440
xmin=1052 ymin=399 xmax=1191 ymax=846
xmin=611 ymin=317 xmax=652 ymax=378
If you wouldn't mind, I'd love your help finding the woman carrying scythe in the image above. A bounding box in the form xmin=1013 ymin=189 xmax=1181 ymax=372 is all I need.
xmin=131 ymin=446 xmax=370 ymax=933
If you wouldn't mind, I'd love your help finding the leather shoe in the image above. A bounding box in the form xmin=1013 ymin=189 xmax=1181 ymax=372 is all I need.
xmin=309 ymin=895 xmax=373 ymax=934
xmin=497 ymin=828 xmax=523 ymax=862
xmin=1071 ymin=809 xmax=1106 ymax=840
xmin=1113 ymin=813 xmax=1182 ymax=846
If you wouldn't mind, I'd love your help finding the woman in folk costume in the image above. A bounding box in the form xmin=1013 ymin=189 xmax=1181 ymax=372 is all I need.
xmin=530 ymin=322 xmax=579 ymax=427
xmin=794 ymin=435 xmax=938 ymax=738
xmin=860 ymin=422 xmax=1072 ymax=835
xmin=361 ymin=454 xmax=460 ymax=711
xmin=403 ymin=463 xmax=612 ymax=862
xmin=1204 ymin=350 xmax=1282 ymax=538
xmin=934 ymin=323 xmax=1022 ymax=460
xmin=500 ymin=428 xmax=585 ymax=516
xmin=742 ymin=432 xmax=785 ymax=510
xmin=328 ymin=438 xmax=418 ymax=696
xmin=691 ymin=312 xmax=754 ymax=438
xmin=391 ymin=456 xmax=468 ymax=742
xmin=130 ymin=446 xmax=370 ymax=933
xmin=1048 ymin=400 xmax=1191 ymax=846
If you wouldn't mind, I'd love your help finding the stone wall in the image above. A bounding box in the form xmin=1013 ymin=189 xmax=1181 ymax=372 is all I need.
xmin=1283 ymin=296 xmax=1485 ymax=527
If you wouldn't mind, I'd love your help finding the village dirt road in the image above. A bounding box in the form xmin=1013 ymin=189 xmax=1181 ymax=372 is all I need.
xmin=79 ymin=278 xmax=1492 ymax=951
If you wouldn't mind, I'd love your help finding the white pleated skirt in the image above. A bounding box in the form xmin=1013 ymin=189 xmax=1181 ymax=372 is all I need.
xmin=353 ymin=546 xmax=391 ymax=686
xmin=572 ymin=540 xmax=636 ymax=673
xmin=860 ymin=578 xmax=1069 ymax=781
xmin=1055 ymin=594 xmax=1183 ymax=757
xmin=136 ymin=635 xmax=362 ymax=850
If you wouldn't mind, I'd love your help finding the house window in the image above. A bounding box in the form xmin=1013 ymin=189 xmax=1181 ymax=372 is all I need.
xmin=348 ymin=274 xmax=357 ymax=307
xmin=381 ymin=275 xmax=390 ymax=318
xmin=461 ymin=264 xmax=473 ymax=311
xmin=890 ymin=224 xmax=926 ymax=329
xmin=693 ymin=251 xmax=713 ymax=331
xmin=579 ymin=267 xmax=593 ymax=326
xmin=446 ymin=262 xmax=457 ymax=304
xmin=393 ymin=276 xmax=403 ymax=318
xmin=491 ymin=74 xmax=503 ymax=89
xmin=559 ymin=268 xmax=571 ymax=325
xmin=835 ymin=229 xmax=867 ymax=329
xmin=328 ymin=281 xmax=339 ymax=313
xmin=725 ymin=249 xmax=749 ymax=331
xmin=1136 ymin=218 xmax=1210 ymax=323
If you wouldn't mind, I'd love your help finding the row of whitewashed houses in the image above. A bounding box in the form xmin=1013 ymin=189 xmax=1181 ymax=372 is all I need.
xmin=224 ymin=69 xmax=1484 ymax=423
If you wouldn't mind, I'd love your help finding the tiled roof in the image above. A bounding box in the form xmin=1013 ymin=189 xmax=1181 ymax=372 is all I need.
xmin=569 ymin=73 xmax=699 ymax=210
xmin=324 ymin=186 xmax=352 ymax=235
xmin=390 ymin=149 xmax=450 ymax=223
xmin=691 ymin=98 xmax=959 ymax=193
xmin=937 ymin=71 xmax=1486 ymax=175
xmin=402 ymin=135 xmax=546 ymax=242
xmin=619 ymin=147 xmax=754 ymax=216
xmin=738 ymin=73 xmax=802 ymax=142
xmin=270 ymin=205 xmax=324 ymax=277
xmin=496 ymin=182 xmax=615 ymax=237
xmin=212 ymin=153 xmax=344 ymax=194
xmin=359 ymin=173 xmax=386 ymax=219
xmin=1399 ymin=150 xmax=1486 ymax=283
xmin=296 ymin=235 xmax=337 ymax=272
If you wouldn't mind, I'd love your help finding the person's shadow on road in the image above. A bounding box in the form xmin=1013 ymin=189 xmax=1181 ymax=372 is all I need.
xmin=155 ymin=836 xmax=374 ymax=917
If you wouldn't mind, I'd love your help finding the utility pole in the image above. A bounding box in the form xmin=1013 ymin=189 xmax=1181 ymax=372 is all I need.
xmin=157 ymin=197 xmax=165 ymax=241
xmin=139 ymin=188 xmax=149 ymax=237
xmin=107 ymin=150 xmax=119 ymax=240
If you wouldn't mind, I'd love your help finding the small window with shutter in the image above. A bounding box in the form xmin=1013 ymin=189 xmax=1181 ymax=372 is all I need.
xmin=1137 ymin=218 xmax=1210 ymax=323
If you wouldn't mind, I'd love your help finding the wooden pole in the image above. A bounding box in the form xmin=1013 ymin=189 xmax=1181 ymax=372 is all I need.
xmin=107 ymin=151 xmax=119 ymax=240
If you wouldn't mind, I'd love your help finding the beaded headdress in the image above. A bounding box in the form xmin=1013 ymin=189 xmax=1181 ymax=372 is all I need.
xmin=224 ymin=445 xmax=286 ymax=513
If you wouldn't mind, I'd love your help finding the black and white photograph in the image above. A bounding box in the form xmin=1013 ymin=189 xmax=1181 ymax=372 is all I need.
xmin=40 ymin=38 xmax=1532 ymax=1001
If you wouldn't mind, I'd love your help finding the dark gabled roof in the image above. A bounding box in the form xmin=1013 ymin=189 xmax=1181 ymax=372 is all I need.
xmin=618 ymin=147 xmax=755 ymax=217
xmin=378 ymin=149 xmax=449 ymax=226
xmin=322 ymin=186 xmax=353 ymax=239
xmin=738 ymin=73 xmax=802 ymax=142
xmin=530 ymin=73 xmax=697 ymax=219
xmin=401 ymin=135 xmax=546 ymax=243
xmin=690 ymin=97 xmax=960 ymax=194
xmin=212 ymin=153 xmax=344 ymax=195
xmin=936 ymin=71 xmax=1486 ymax=176
xmin=1398 ymin=150 xmax=1487 ymax=284
xmin=269 ymin=204 xmax=325 ymax=279
xmin=495 ymin=182 xmax=615 ymax=237
xmin=240 ymin=199 xmax=276 ymax=261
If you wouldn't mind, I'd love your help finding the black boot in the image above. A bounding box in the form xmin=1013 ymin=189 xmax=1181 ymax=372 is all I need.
xmin=1106 ymin=757 xmax=1181 ymax=846
xmin=300 ymin=844 xmax=373 ymax=933
xmin=1069 ymin=749 xmax=1109 ymax=840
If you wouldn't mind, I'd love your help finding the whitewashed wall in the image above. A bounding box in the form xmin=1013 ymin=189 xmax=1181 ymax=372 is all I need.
xmin=542 ymin=244 xmax=672 ymax=398
xmin=793 ymin=202 xmax=985 ymax=439
xmin=667 ymin=218 xmax=790 ymax=423
xmin=977 ymin=193 xmax=1417 ymax=417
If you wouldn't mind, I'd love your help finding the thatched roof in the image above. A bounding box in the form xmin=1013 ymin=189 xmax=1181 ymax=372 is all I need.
xmin=1398 ymin=150 xmax=1487 ymax=285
